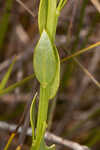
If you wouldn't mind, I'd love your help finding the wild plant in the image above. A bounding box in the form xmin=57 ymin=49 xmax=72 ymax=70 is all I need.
xmin=30 ymin=0 xmax=67 ymax=150
xmin=1 ymin=0 xmax=100 ymax=150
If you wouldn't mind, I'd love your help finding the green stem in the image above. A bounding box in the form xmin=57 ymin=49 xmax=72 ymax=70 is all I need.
xmin=36 ymin=86 xmax=49 ymax=138
xmin=46 ymin=0 xmax=57 ymax=42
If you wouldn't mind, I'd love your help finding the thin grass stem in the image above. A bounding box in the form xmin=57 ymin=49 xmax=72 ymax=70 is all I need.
xmin=61 ymin=41 xmax=100 ymax=63
xmin=4 ymin=133 xmax=16 ymax=150
xmin=0 ymin=74 xmax=34 ymax=96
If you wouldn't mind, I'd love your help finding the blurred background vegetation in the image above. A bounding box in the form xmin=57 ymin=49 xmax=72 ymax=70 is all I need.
xmin=0 ymin=0 xmax=100 ymax=150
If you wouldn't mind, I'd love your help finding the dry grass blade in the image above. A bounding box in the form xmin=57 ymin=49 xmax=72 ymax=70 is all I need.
xmin=91 ymin=0 xmax=100 ymax=13
xmin=16 ymin=145 xmax=21 ymax=150
xmin=62 ymin=42 xmax=100 ymax=89
xmin=3 ymin=133 xmax=16 ymax=150
xmin=74 ymin=58 xmax=100 ymax=88
xmin=61 ymin=41 xmax=100 ymax=62
xmin=16 ymin=0 xmax=36 ymax=18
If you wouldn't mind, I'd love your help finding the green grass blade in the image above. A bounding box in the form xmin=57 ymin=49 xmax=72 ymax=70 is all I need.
xmin=0 ymin=57 xmax=16 ymax=90
xmin=0 ymin=74 xmax=34 ymax=96
xmin=0 ymin=0 xmax=13 ymax=51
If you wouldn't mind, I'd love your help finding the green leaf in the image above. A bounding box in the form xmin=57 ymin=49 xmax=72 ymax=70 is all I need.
xmin=48 ymin=46 xmax=60 ymax=99
xmin=0 ymin=57 xmax=16 ymax=90
xmin=38 ymin=0 xmax=48 ymax=34
xmin=30 ymin=93 xmax=37 ymax=140
xmin=33 ymin=30 xmax=57 ymax=87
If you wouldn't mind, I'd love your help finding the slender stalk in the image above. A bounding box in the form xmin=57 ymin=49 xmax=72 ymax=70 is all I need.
xmin=4 ymin=133 xmax=16 ymax=150
xmin=47 ymin=0 xmax=57 ymax=42
xmin=16 ymin=0 xmax=35 ymax=18
xmin=61 ymin=41 xmax=100 ymax=63
xmin=36 ymin=86 xmax=49 ymax=138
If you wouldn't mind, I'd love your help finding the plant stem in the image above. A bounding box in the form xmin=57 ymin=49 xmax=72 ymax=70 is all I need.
xmin=47 ymin=0 xmax=57 ymax=42
xmin=36 ymin=86 xmax=49 ymax=138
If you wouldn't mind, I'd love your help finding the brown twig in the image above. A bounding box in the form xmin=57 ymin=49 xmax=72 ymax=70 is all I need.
xmin=90 ymin=0 xmax=100 ymax=13
xmin=16 ymin=0 xmax=36 ymax=18
xmin=0 ymin=121 xmax=90 ymax=150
